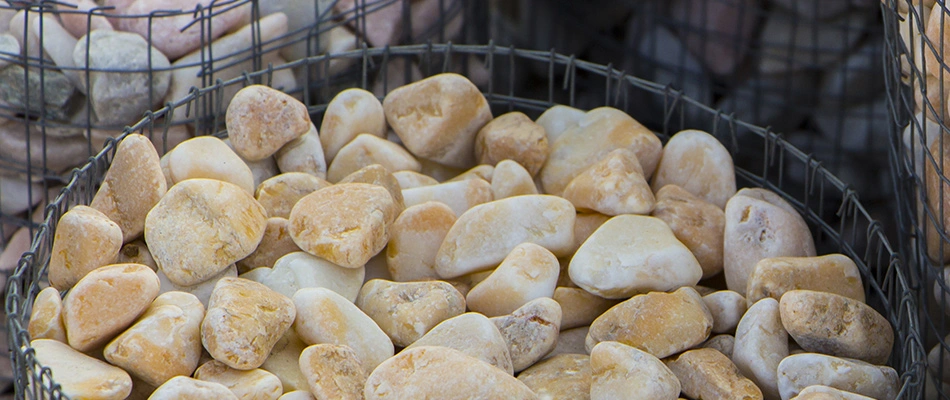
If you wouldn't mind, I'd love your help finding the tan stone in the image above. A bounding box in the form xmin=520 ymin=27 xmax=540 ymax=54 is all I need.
xmin=387 ymin=201 xmax=456 ymax=282
xmin=28 ymin=286 xmax=66 ymax=342
xmin=255 ymin=173 xmax=331 ymax=219
xmin=651 ymin=130 xmax=737 ymax=208
xmin=436 ymin=195 xmax=576 ymax=278
xmin=653 ymin=184 xmax=726 ymax=279
xmin=586 ymin=287 xmax=713 ymax=358
xmin=490 ymin=297 xmax=562 ymax=372
xmin=48 ymin=205 xmax=122 ymax=290
xmin=491 ymin=159 xmax=538 ymax=199
xmin=328 ymin=134 xmax=421 ymax=182
xmin=163 ymin=136 xmax=255 ymax=195
xmin=227 ymin=85 xmax=311 ymax=161
xmin=535 ymin=105 xmax=585 ymax=144
xmin=148 ymin=376 xmax=237 ymax=400
xmin=405 ymin=312 xmax=513 ymax=374
xmin=467 ymin=243 xmax=559 ymax=317
xmin=146 ymin=179 xmax=267 ymax=286
xmin=517 ymin=354 xmax=591 ymax=400
xmin=746 ymin=254 xmax=865 ymax=307
xmin=277 ymin=391 xmax=314 ymax=400
xmin=338 ymin=164 xmax=406 ymax=213
xmin=243 ymin=251 xmax=365 ymax=302
xmin=548 ymin=326 xmax=589 ymax=358
xmin=275 ymin=123 xmax=327 ymax=179
xmin=194 ymin=360 xmax=283 ymax=400
xmin=553 ymin=287 xmax=619 ymax=330
xmin=777 ymin=354 xmax=899 ymax=400
xmin=298 ymin=344 xmax=366 ymax=400
xmin=702 ymin=334 xmax=735 ymax=356
xmin=364 ymin=346 xmax=537 ymax=399
xmin=289 ymin=183 xmax=398 ymax=268
xmin=401 ymin=178 xmax=492 ymax=217
xmin=237 ymin=218 xmax=300 ymax=272
xmin=383 ymin=73 xmax=493 ymax=168
xmin=734 ymin=298 xmax=788 ymax=400
xmin=320 ymin=88 xmax=388 ymax=163
xmin=793 ymin=385 xmax=876 ymax=399
xmin=448 ymin=164 xmax=495 ymax=183
xmin=293 ymin=287 xmax=394 ymax=374
xmin=201 ymin=277 xmax=295 ymax=370
xmin=116 ymin=240 xmax=157 ymax=270
xmin=356 ymin=279 xmax=466 ymax=347
xmin=31 ymin=339 xmax=132 ymax=400
xmin=418 ymin=158 xmax=465 ymax=182
xmin=62 ymin=263 xmax=160 ymax=351
xmin=703 ymin=290 xmax=747 ymax=334
xmin=392 ymin=170 xmax=438 ymax=189
xmin=158 ymin=265 xmax=236 ymax=307
xmin=666 ymin=348 xmax=763 ymax=400
xmin=590 ymin=341 xmax=681 ymax=400
xmin=565 ymin=213 xmax=611 ymax=256
xmin=475 ymin=112 xmax=549 ymax=176
xmin=562 ymin=148 xmax=655 ymax=215
xmin=223 ymin=139 xmax=281 ymax=192
xmin=260 ymin=328 xmax=309 ymax=393
xmin=91 ymin=133 xmax=166 ymax=242
xmin=569 ymin=215 xmax=702 ymax=299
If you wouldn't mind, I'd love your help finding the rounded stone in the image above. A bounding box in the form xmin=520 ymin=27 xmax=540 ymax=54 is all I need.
xmin=386 ymin=201 xmax=457 ymax=282
xmin=703 ymin=290 xmax=747 ymax=334
xmin=467 ymin=243 xmax=559 ymax=317
xmin=91 ymin=133 xmax=167 ymax=242
xmin=298 ymin=344 xmax=366 ymax=400
xmin=448 ymin=164 xmax=495 ymax=183
xmin=517 ymin=354 xmax=591 ymax=400
xmin=590 ymin=341 xmax=681 ymax=400
xmin=651 ymin=129 xmax=737 ymax=209
xmin=665 ymin=348 xmax=763 ymax=400
xmin=236 ymin=217 xmax=300 ymax=272
xmin=793 ymin=385 xmax=875 ymax=399
xmin=148 ymin=376 xmax=238 ymax=400
xmin=320 ymin=88 xmax=388 ymax=163
xmin=776 ymin=353 xmax=899 ymax=400
xmin=275 ymin=123 xmax=328 ymax=180
xmin=490 ymin=297 xmax=562 ymax=372
xmin=401 ymin=178 xmax=492 ymax=217
xmin=157 ymin=265 xmax=236 ymax=307
xmin=702 ymin=334 xmax=736 ymax=357
xmin=255 ymin=173 xmax=331 ymax=219
xmin=259 ymin=328 xmax=309 ymax=393
xmin=355 ymin=279 xmax=466 ymax=347
xmin=393 ymin=170 xmax=438 ymax=189
xmin=475 ymin=112 xmax=549 ymax=176
xmin=562 ymin=148 xmax=655 ymax=216
xmin=733 ymin=298 xmax=789 ymax=400
xmin=535 ymin=105 xmax=585 ymax=144
xmin=227 ymin=85 xmax=311 ymax=161
xmin=242 ymin=251 xmax=365 ymax=302
xmin=194 ymin=360 xmax=283 ymax=400
xmin=553 ymin=286 xmax=619 ymax=330
xmin=405 ymin=312 xmax=513 ymax=374
xmin=652 ymin=184 xmax=726 ymax=279
xmin=491 ymin=159 xmax=539 ymax=199
xmin=746 ymin=254 xmax=865 ymax=306
xmin=163 ymin=136 xmax=255 ymax=195
xmin=327 ymin=134 xmax=421 ymax=182
xmin=27 ymin=286 xmax=66 ymax=342
xmin=338 ymin=164 xmax=406 ymax=213
xmin=48 ymin=205 xmax=123 ymax=290
xmin=31 ymin=339 xmax=132 ymax=400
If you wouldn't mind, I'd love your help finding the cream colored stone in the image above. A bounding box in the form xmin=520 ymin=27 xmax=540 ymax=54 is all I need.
xmin=62 ymin=263 xmax=160 ymax=351
xmin=338 ymin=164 xmax=406 ymax=213
xmin=418 ymin=158 xmax=465 ymax=182
xmin=392 ymin=170 xmax=438 ymax=189
xmin=702 ymin=334 xmax=735 ymax=356
xmin=666 ymin=348 xmax=764 ymax=400
xmin=201 ymin=277 xmax=295 ymax=370
xmin=243 ymin=251 xmax=365 ymax=302
xmin=158 ymin=265 xmax=237 ymax=307
xmin=517 ymin=354 xmax=591 ymax=400
xmin=491 ymin=159 xmax=538 ymax=199
xmin=116 ymin=240 xmax=157 ymax=270
xmin=289 ymin=183 xmax=398 ymax=269
xmin=467 ymin=243 xmax=559 ymax=317
xmin=146 ymin=179 xmax=267 ymax=286
xmin=237 ymin=218 xmax=300 ymax=272
xmin=436 ymin=195 xmax=575 ymax=278
xmin=652 ymin=130 xmax=737 ymax=208
xmin=777 ymin=353 xmax=899 ymax=400
xmin=260 ymin=328 xmax=309 ymax=393
xmin=401 ymin=178 xmax=492 ymax=217
xmin=490 ymin=297 xmax=562 ymax=372
xmin=364 ymin=346 xmax=537 ymax=399
xmin=475 ymin=112 xmax=549 ymax=176
xmin=320 ymin=88 xmax=387 ymax=163
xmin=562 ymin=148 xmax=655 ymax=215
xmin=405 ymin=312 xmax=513 ymax=374
xmin=779 ymin=290 xmax=893 ymax=365
xmin=91 ymin=134 xmax=166 ymax=242
xmin=448 ymin=164 xmax=495 ymax=183
xmin=148 ymin=376 xmax=237 ymax=400
xmin=747 ymin=254 xmax=865 ymax=306
xmin=724 ymin=188 xmax=816 ymax=295
xmin=255 ymin=173 xmax=331 ymax=219
xmin=356 ymin=279 xmax=465 ymax=347
xmin=387 ymin=201 xmax=456 ymax=282
xmin=703 ymin=290 xmax=747 ymax=334
xmin=194 ymin=360 xmax=283 ymax=400
xmin=164 ymin=136 xmax=255 ymax=195
xmin=383 ymin=73 xmax=493 ymax=168
xmin=554 ymin=287 xmax=618 ymax=330
xmin=28 ymin=287 xmax=66 ymax=342
xmin=298 ymin=344 xmax=366 ymax=400
xmin=227 ymin=85 xmax=311 ymax=161
xmin=540 ymin=107 xmax=662 ymax=196
xmin=586 ymin=287 xmax=712 ymax=358
xmin=536 ymin=105 xmax=585 ymax=144
xmin=293 ymin=287 xmax=394 ymax=374
xmin=31 ymin=339 xmax=132 ymax=400
xmin=734 ymin=298 xmax=788 ymax=400
xmin=275 ymin=123 xmax=327 ymax=179
xmin=569 ymin=215 xmax=702 ymax=299
xmin=653 ymin=184 xmax=726 ymax=279
xmin=566 ymin=213 xmax=611 ymax=257
xmin=548 ymin=326 xmax=590 ymax=358
xmin=48 ymin=205 xmax=122 ymax=290
xmin=793 ymin=385 xmax=875 ymax=399
xmin=277 ymin=392 xmax=314 ymax=400
xmin=328 ymin=134 xmax=421 ymax=182
xmin=590 ymin=341 xmax=681 ymax=400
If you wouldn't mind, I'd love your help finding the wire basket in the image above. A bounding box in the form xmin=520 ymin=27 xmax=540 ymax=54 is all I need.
xmin=3 ymin=43 xmax=925 ymax=399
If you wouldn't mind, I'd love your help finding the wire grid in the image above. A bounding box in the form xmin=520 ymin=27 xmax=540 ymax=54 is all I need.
xmin=0 ymin=0 xmax=469 ymax=251
xmin=2 ymin=43 xmax=924 ymax=399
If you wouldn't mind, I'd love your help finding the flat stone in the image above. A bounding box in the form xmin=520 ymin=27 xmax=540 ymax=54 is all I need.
xmin=298 ymin=344 xmax=366 ymax=400
xmin=338 ymin=164 xmax=407 ymax=213
xmin=320 ymin=88 xmax=388 ymax=164
xmin=163 ymin=136 xmax=255 ymax=195
xmin=777 ymin=353 xmax=899 ymax=400
xmin=194 ymin=360 xmax=283 ymax=400
xmin=255 ymin=173 xmax=331 ymax=219
xmin=260 ymin=328 xmax=309 ymax=393
xmin=517 ymin=354 xmax=591 ymax=400
xmin=666 ymin=348 xmax=764 ymax=400
xmin=746 ymin=254 xmax=865 ymax=307
xmin=393 ymin=170 xmax=438 ymax=189
xmin=535 ymin=105 xmax=585 ymax=145
xmin=562 ymin=148 xmax=655 ymax=215
xmin=590 ymin=341 xmax=681 ymax=400
xmin=227 ymin=85 xmax=311 ymax=161
xmin=491 ymin=159 xmax=539 ymax=199
xmin=553 ymin=287 xmax=618 ymax=330
xmin=119 ymin=0 xmax=249 ymax=60
xmin=402 ymin=178 xmax=491 ymax=217
xmin=702 ymin=334 xmax=735 ymax=357
xmin=91 ymin=134 xmax=166 ymax=242
xmin=356 ymin=279 xmax=465 ymax=347
xmin=475 ymin=112 xmax=549 ymax=176
xmin=490 ymin=297 xmax=562 ymax=372
xmin=243 ymin=251 xmax=364 ymax=302
xmin=28 ymin=287 xmax=66 ymax=342
xmin=236 ymin=218 xmax=300 ymax=272
xmin=652 ymin=184 xmax=726 ymax=279
xmin=467 ymin=243 xmax=559 ymax=317
xmin=733 ymin=298 xmax=788 ymax=400
xmin=31 ymin=339 xmax=132 ymax=400
xmin=48 ymin=205 xmax=123 ymax=290
xmin=328 ymin=134 xmax=422 ymax=182
xmin=386 ymin=201 xmax=456 ymax=282
xmin=275 ymin=123 xmax=328 ymax=180
xmin=148 ymin=376 xmax=237 ymax=400
xmin=703 ymin=290 xmax=747 ymax=334
xmin=793 ymin=385 xmax=875 ymax=399
xmin=158 ymin=265 xmax=236 ymax=307
xmin=405 ymin=312 xmax=513 ymax=374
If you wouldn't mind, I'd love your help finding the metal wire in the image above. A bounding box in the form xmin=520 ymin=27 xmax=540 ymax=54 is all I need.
xmin=3 ymin=43 xmax=925 ymax=399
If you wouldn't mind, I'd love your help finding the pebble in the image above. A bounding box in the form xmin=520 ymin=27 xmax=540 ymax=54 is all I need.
xmin=569 ymin=214 xmax=702 ymax=299
xmin=60 ymin=263 xmax=159 ymax=352
xmin=490 ymin=297 xmax=562 ymax=372
xmin=298 ymin=344 xmax=366 ymax=400
xmin=163 ymin=136 xmax=256 ymax=195
xmin=548 ymin=326 xmax=590 ymax=358
xmin=491 ymin=159 xmax=539 ymax=198
xmin=723 ymin=188 xmax=816 ymax=295
xmin=652 ymin=184 xmax=726 ymax=279
xmin=393 ymin=170 xmax=438 ymax=189
xmin=227 ymin=85 xmax=311 ymax=161
xmin=364 ymin=346 xmax=537 ymax=399
xmin=293 ymin=287 xmax=394 ymax=374
xmin=517 ymin=354 xmax=591 ymax=400
xmin=356 ymin=279 xmax=466 ymax=347
xmin=48 ymin=205 xmax=123 ymax=290
xmin=448 ymin=164 xmax=495 ymax=183
xmin=540 ymin=107 xmax=662 ymax=196
xmin=779 ymin=290 xmax=893 ymax=365
xmin=435 ymin=195 xmax=575 ymax=278
xmin=776 ymin=353 xmax=899 ymax=400
xmin=33 ymin=15 xmax=82 ymax=91
xmin=328 ymin=134 xmax=422 ymax=182
xmin=418 ymin=158 xmax=465 ymax=182
xmin=148 ymin=376 xmax=237 ymax=400
xmin=405 ymin=312 xmax=513 ymax=374
xmin=535 ymin=105 xmax=585 ymax=144
xmin=158 ymin=265 xmax=236 ymax=307
xmin=91 ymin=134 xmax=167 ymax=242
xmin=401 ymin=178 xmax=492 ymax=216
xmin=562 ymin=148 xmax=655 ymax=215
xmin=31 ymin=339 xmax=132 ymax=400
xmin=467 ymin=243 xmax=559 ymax=317
xmin=289 ymin=183 xmax=398 ymax=268
xmin=259 ymin=328 xmax=309 ymax=392
xmin=193 ymin=360 xmax=283 ymax=400
xmin=383 ymin=73 xmax=493 ymax=168
xmin=703 ymin=290 xmax=747 ymax=333
xmin=793 ymin=385 xmax=875 ymax=399
xmin=666 ymin=348 xmax=764 ymax=400
xmin=0 ymin=65 xmax=75 ymax=120
xmin=201 ymin=277 xmax=295 ymax=370
xmin=746 ymin=254 xmax=865 ymax=306
xmin=386 ymin=201 xmax=456 ymax=282
xmin=703 ymin=334 xmax=736 ymax=357
xmin=73 ymin=30 xmax=171 ymax=125
xmin=119 ymin=0 xmax=250 ymax=60
xmin=474 ymin=112 xmax=549 ymax=176
xmin=275 ymin=123 xmax=327 ymax=179
xmin=338 ymin=164 xmax=407 ymax=213
xmin=733 ymin=298 xmax=789 ymax=400
xmin=236 ymin=218 xmax=300 ymax=272
xmin=278 ymin=392 xmax=314 ymax=400
xmin=58 ymin=0 xmax=114 ymax=38
xmin=244 ymin=251 xmax=365 ymax=302
xmin=554 ymin=287 xmax=619 ymax=330
xmin=590 ymin=341 xmax=681 ymax=400
xmin=104 ymin=292 xmax=204 ymax=386
xmin=320 ymin=88 xmax=388 ymax=163
xmin=256 ymin=172 xmax=331 ymax=219
xmin=145 ymin=179 xmax=267 ymax=286
xmin=27 ymin=287 xmax=67 ymax=342
xmin=651 ymin=130 xmax=737 ymax=209
xmin=586 ymin=287 xmax=713 ymax=358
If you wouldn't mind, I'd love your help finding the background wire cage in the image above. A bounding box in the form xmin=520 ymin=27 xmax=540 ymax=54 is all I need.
xmin=3 ymin=43 xmax=925 ymax=399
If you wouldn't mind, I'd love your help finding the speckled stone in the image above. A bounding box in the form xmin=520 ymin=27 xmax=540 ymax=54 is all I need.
xmin=356 ymin=279 xmax=466 ymax=347
xmin=91 ymin=134 xmax=166 ymax=242
xmin=405 ymin=312 xmax=514 ymax=374
xmin=590 ymin=341 xmax=681 ymax=400
xmin=777 ymin=353 xmax=899 ymax=400
xmin=517 ymin=354 xmax=591 ymax=400
xmin=746 ymin=254 xmax=865 ymax=306
xmin=193 ymin=360 xmax=283 ymax=400
xmin=562 ymin=148 xmax=655 ymax=215
xmin=236 ymin=217 xmax=300 ymax=272
xmin=255 ymin=173 xmax=331 ymax=219
xmin=227 ymin=85 xmax=311 ymax=161
xmin=490 ymin=297 xmax=562 ymax=372
xmin=666 ymin=348 xmax=763 ymax=400
xmin=298 ymin=344 xmax=366 ymax=400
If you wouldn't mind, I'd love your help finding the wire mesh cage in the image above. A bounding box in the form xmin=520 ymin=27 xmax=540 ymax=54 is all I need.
xmin=3 ymin=43 xmax=925 ymax=399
